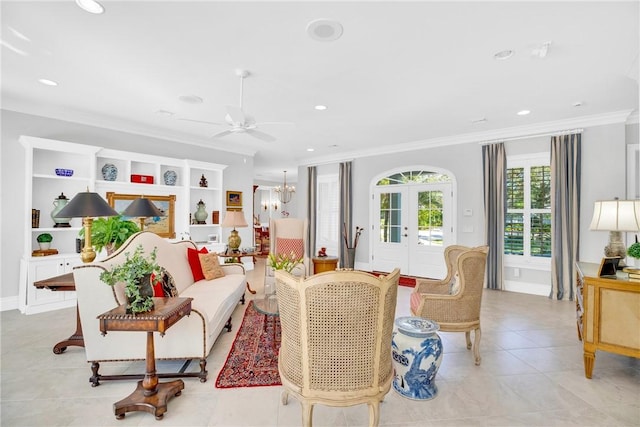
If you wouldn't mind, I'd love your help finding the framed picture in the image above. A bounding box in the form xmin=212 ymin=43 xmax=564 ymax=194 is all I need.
xmin=106 ymin=192 xmax=176 ymax=239
xmin=226 ymin=190 xmax=242 ymax=207
xmin=598 ymin=256 xmax=620 ymax=278
xmin=207 ymin=233 xmax=219 ymax=243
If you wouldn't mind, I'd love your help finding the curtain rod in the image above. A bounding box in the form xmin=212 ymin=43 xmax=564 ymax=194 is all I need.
xmin=479 ymin=128 xmax=584 ymax=145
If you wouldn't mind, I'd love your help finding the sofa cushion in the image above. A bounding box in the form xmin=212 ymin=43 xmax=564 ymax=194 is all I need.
xmin=199 ymin=252 xmax=225 ymax=280
xmin=276 ymin=237 xmax=304 ymax=259
xmin=187 ymin=246 xmax=208 ymax=282
xmin=151 ymin=269 xmax=178 ymax=297
xmin=410 ymin=291 xmax=421 ymax=313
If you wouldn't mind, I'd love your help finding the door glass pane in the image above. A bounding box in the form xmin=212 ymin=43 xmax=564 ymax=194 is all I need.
xmin=379 ymin=192 xmax=401 ymax=243
xmin=417 ymin=190 xmax=443 ymax=246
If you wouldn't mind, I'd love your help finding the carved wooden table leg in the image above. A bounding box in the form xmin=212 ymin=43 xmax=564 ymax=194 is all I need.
xmin=53 ymin=305 xmax=84 ymax=354
xmin=114 ymin=331 xmax=184 ymax=420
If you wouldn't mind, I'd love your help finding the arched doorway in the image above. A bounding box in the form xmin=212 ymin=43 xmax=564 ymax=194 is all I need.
xmin=370 ymin=168 xmax=455 ymax=278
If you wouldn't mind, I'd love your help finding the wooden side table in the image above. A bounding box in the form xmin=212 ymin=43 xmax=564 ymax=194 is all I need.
xmin=33 ymin=272 xmax=84 ymax=354
xmin=98 ymin=297 xmax=193 ymax=420
xmin=218 ymin=250 xmax=258 ymax=294
xmin=312 ymin=256 xmax=339 ymax=274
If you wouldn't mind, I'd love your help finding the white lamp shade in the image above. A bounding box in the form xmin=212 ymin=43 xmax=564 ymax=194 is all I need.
xmin=590 ymin=200 xmax=640 ymax=231
xmin=221 ymin=210 xmax=248 ymax=228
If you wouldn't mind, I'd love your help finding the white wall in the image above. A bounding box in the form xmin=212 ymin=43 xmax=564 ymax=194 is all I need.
xmin=1 ymin=109 xmax=253 ymax=307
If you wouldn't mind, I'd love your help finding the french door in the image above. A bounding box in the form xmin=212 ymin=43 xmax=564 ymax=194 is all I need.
xmin=372 ymin=183 xmax=452 ymax=278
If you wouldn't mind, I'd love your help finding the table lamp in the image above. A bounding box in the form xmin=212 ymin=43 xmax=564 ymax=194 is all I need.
xmin=55 ymin=189 xmax=118 ymax=263
xmin=121 ymin=196 xmax=163 ymax=231
xmin=221 ymin=210 xmax=248 ymax=252
xmin=590 ymin=198 xmax=640 ymax=268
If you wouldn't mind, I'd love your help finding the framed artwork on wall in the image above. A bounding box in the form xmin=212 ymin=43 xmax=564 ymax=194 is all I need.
xmin=226 ymin=190 xmax=242 ymax=207
xmin=106 ymin=192 xmax=176 ymax=238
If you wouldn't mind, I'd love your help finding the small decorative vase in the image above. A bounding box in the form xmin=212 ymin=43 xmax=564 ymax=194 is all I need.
xmin=392 ymin=316 xmax=443 ymax=400
xmin=101 ymin=163 xmax=118 ymax=181
xmin=38 ymin=242 xmax=51 ymax=250
xmin=194 ymin=199 xmax=208 ymax=224
xmin=199 ymin=174 xmax=208 ymax=188
xmin=163 ymin=170 xmax=177 ymax=186
xmin=51 ymin=192 xmax=71 ymax=227
xmin=345 ymin=247 xmax=356 ymax=269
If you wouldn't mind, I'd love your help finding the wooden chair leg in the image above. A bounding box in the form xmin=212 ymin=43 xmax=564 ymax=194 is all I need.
xmin=301 ymin=402 xmax=313 ymax=427
xmin=465 ymin=331 xmax=472 ymax=349
xmin=473 ymin=327 xmax=482 ymax=365
xmin=369 ymin=402 xmax=381 ymax=427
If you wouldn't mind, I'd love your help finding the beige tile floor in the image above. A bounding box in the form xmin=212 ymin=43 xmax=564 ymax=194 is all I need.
xmin=2 ymin=257 xmax=639 ymax=426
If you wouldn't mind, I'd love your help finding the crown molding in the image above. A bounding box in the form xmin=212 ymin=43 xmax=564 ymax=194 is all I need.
xmin=300 ymin=110 xmax=635 ymax=166
xmin=1 ymin=97 xmax=257 ymax=157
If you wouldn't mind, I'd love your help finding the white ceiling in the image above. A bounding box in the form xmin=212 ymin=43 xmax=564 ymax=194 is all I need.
xmin=2 ymin=1 xmax=638 ymax=182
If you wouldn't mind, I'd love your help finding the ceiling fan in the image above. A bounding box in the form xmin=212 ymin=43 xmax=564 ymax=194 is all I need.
xmin=180 ymin=69 xmax=290 ymax=142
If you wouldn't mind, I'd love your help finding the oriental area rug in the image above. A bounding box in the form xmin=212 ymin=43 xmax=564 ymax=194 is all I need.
xmin=215 ymin=301 xmax=282 ymax=388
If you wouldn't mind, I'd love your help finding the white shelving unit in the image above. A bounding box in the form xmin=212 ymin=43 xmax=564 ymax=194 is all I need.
xmin=19 ymin=136 xmax=227 ymax=314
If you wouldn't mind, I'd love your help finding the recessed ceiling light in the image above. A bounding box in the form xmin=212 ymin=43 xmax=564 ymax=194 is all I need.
xmin=494 ymin=49 xmax=514 ymax=60
xmin=315 ymin=105 xmax=327 ymax=111
xmin=75 ymin=0 xmax=104 ymax=14
xmin=155 ymin=110 xmax=174 ymax=117
xmin=178 ymin=95 xmax=203 ymax=104
xmin=517 ymin=110 xmax=531 ymax=116
xmin=307 ymin=19 xmax=343 ymax=42
xmin=471 ymin=117 xmax=487 ymax=124
xmin=38 ymin=79 xmax=58 ymax=86
xmin=307 ymin=148 xmax=315 ymax=152
xmin=572 ymin=101 xmax=584 ymax=107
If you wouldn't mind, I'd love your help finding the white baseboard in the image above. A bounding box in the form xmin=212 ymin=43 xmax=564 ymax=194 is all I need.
xmin=0 ymin=296 xmax=19 ymax=312
xmin=504 ymin=280 xmax=550 ymax=296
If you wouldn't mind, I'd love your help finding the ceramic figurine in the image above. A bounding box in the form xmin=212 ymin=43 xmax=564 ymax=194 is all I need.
xmin=199 ymin=174 xmax=208 ymax=188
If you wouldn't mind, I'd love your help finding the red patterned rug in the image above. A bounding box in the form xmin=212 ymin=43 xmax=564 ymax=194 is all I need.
xmin=215 ymin=301 xmax=282 ymax=388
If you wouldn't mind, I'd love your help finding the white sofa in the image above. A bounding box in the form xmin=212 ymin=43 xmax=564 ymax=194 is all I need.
xmin=73 ymin=231 xmax=246 ymax=386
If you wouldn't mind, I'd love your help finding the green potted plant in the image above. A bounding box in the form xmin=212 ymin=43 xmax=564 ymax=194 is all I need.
xmin=99 ymin=245 xmax=160 ymax=314
xmin=80 ymin=215 xmax=140 ymax=255
xmin=627 ymin=240 xmax=640 ymax=268
xmin=36 ymin=233 xmax=53 ymax=250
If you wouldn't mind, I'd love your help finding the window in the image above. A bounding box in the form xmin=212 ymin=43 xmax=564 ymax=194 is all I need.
xmin=505 ymin=154 xmax=551 ymax=263
xmin=316 ymin=174 xmax=339 ymax=254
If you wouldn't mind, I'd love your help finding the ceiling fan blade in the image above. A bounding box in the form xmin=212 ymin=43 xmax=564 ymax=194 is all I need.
xmin=178 ymin=118 xmax=224 ymax=126
xmin=225 ymin=105 xmax=245 ymax=126
xmin=212 ymin=130 xmax=234 ymax=139
xmin=246 ymin=129 xmax=276 ymax=142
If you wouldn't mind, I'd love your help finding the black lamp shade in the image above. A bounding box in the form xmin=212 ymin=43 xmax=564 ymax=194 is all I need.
xmin=122 ymin=197 xmax=163 ymax=217
xmin=55 ymin=191 xmax=118 ymax=218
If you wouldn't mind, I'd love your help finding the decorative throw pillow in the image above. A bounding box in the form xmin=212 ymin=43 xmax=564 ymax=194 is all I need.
xmin=150 ymin=268 xmax=179 ymax=297
xmin=187 ymin=246 xmax=208 ymax=282
xmin=276 ymin=237 xmax=304 ymax=260
xmin=450 ymin=272 xmax=461 ymax=295
xmin=199 ymin=252 xmax=226 ymax=280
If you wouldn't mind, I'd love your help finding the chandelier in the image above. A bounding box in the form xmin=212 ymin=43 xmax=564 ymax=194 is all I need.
xmin=274 ymin=170 xmax=295 ymax=204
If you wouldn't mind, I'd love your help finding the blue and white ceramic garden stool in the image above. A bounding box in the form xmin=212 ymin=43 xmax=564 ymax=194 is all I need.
xmin=391 ymin=316 xmax=443 ymax=400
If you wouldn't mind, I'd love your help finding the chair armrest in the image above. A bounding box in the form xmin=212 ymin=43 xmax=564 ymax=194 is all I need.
xmin=411 ymin=292 xmax=466 ymax=321
xmin=415 ymin=278 xmax=451 ymax=295
xmin=221 ymin=263 xmax=245 ymax=275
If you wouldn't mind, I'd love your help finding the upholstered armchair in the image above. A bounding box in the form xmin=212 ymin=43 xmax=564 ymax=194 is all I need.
xmin=410 ymin=246 xmax=489 ymax=365
xmin=275 ymin=268 xmax=400 ymax=427
xmin=265 ymin=218 xmax=309 ymax=279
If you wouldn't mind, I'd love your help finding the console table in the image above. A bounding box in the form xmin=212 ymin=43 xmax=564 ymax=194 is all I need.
xmin=33 ymin=272 xmax=84 ymax=354
xmin=575 ymin=262 xmax=640 ymax=378
xmin=98 ymin=297 xmax=193 ymax=420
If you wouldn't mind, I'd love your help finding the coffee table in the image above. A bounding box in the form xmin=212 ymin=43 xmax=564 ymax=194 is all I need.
xmin=97 ymin=297 xmax=193 ymax=420
xmin=253 ymin=296 xmax=279 ymax=349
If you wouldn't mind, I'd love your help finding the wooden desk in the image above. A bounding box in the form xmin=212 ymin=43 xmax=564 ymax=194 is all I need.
xmin=218 ymin=251 xmax=257 ymax=294
xmin=33 ymin=272 xmax=84 ymax=354
xmin=312 ymin=256 xmax=339 ymax=274
xmin=576 ymin=262 xmax=640 ymax=378
xmin=98 ymin=297 xmax=193 ymax=420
